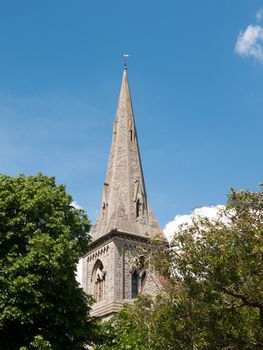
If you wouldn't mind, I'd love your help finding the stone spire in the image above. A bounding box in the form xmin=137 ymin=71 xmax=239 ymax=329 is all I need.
xmin=92 ymin=66 xmax=165 ymax=242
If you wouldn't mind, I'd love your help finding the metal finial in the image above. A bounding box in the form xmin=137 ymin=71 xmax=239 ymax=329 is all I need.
xmin=123 ymin=53 xmax=129 ymax=69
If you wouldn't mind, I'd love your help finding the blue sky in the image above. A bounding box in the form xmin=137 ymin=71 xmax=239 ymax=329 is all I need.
xmin=1 ymin=1 xmax=263 ymax=228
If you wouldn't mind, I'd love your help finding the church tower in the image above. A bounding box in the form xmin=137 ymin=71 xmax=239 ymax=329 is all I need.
xmin=82 ymin=65 xmax=166 ymax=318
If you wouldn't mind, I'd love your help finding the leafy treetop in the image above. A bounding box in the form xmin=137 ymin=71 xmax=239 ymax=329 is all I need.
xmin=0 ymin=173 xmax=95 ymax=350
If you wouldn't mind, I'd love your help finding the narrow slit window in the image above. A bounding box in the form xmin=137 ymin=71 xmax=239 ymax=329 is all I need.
xmin=132 ymin=271 xmax=139 ymax=298
xmin=141 ymin=271 xmax=146 ymax=289
xmin=136 ymin=199 xmax=141 ymax=218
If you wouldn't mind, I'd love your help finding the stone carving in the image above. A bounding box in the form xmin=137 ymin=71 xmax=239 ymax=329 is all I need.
xmin=87 ymin=245 xmax=109 ymax=262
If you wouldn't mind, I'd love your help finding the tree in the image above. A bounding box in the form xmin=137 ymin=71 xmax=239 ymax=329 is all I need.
xmin=97 ymin=186 xmax=263 ymax=349
xmin=95 ymin=298 xmax=149 ymax=350
xmin=0 ymin=174 xmax=95 ymax=350
xmin=168 ymin=186 xmax=263 ymax=349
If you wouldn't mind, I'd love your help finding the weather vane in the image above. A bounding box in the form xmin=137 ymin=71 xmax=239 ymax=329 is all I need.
xmin=123 ymin=53 xmax=129 ymax=69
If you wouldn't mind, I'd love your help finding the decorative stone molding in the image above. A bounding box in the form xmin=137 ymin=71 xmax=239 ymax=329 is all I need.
xmin=86 ymin=245 xmax=109 ymax=262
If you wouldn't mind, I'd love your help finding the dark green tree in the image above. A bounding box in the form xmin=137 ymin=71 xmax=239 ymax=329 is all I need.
xmin=97 ymin=186 xmax=263 ymax=350
xmin=0 ymin=174 xmax=94 ymax=350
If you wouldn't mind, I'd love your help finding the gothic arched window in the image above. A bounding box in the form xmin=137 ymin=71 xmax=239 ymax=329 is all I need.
xmin=92 ymin=260 xmax=106 ymax=302
xmin=136 ymin=199 xmax=142 ymax=218
xmin=141 ymin=271 xmax=146 ymax=289
xmin=138 ymin=256 xmax=145 ymax=269
xmin=132 ymin=271 xmax=139 ymax=298
xmin=131 ymin=256 xmax=147 ymax=298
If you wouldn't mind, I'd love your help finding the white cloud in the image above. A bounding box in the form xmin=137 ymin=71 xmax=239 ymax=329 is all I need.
xmin=72 ymin=201 xmax=84 ymax=286
xmin=256 ymin=8 xmax=263 ymax=22
xmin=163 ymin=205 xmax=225 ymax=241
xmin=76 ymin=259 xmax=83 ymax=286
xmin=71 ymin=200 xmax=83 ymax=210
xmin=235 ymin=24 xmax=263 ymax=64
xmin=72 ymin=200 xmax=84 ymax=287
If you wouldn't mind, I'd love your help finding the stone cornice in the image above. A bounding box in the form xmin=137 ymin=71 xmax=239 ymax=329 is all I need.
xmin=83 ymin=229 xmax=167 ymax=257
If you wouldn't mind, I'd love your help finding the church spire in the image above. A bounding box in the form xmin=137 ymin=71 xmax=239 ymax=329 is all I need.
xmin=91 ymin=66 xmax=165 ymax=241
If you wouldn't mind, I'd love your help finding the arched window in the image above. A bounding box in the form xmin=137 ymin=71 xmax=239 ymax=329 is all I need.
xmin=92 ymin=260 xmax=106 ymax=302
xmin=138 ymin=256 xmax=145 ymax=269
xmin=132 ymin=271 xmax=139 ymax=298
xmin=131 ymin=256 xmax=147 ymax=298
xmin=136 ymin=199 xmax=142 ymax=218
xmin=141 ymin=271 xmax=146 ymax=289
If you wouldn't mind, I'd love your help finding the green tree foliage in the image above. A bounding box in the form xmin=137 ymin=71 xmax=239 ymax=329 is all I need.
xmin=0 ymin=174 xmax=94 ymax=350
xmin=97 ymin=186 xmax=263 ymax=350
xmin=95 ymin=298 xmax=148 ymax=350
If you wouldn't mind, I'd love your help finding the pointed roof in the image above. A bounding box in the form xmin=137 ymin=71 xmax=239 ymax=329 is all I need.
xmin=91 ymin=66 xmax=165 ymax=242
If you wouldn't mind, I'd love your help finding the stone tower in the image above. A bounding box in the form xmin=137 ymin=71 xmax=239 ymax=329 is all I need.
xmin=82 ymin=65 xmax=166 ymax=319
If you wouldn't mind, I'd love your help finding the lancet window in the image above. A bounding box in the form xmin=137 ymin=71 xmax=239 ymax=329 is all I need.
xmin=136 ymin=199 xmax=142 ymax=218
xmin=132 ymin=271 xmax=139 ymax=298
xmin=131 ymin=256 xmax=147 ymax=299
xmin=93 ymin=260 xmax=106 ymax=302
xmin=133 ymin=180 xmax=145 ymax=219
xmin=141 ymin=271 xmax=146 ymax=289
